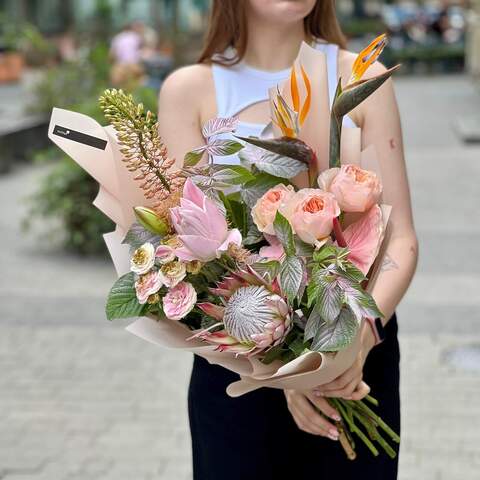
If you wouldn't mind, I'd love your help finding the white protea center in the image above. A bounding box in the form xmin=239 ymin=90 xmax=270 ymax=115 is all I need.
xmin=223 ymin=285 xmax=291 ymax=348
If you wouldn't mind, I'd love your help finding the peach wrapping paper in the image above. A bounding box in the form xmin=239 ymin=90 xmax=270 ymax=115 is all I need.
xmin=48 ymin=42 xmax=391 ymax=397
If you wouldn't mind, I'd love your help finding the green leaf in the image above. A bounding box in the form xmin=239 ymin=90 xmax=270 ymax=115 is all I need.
xmin=212 ymin=165 xmax=255 ymax=185
xmin=340 ymin=261 xmax=367 ymax=283
xmin=208 ymin=139 xmax=244 ymax=157
xmin=342 ymin=281 xmax=383 ymax=322
xmin=122 ymin=223 xmax=160 ymax=250
xmin=279 ymin=256 xmax=304 ymax=303
xmin=229 ymin=199 xmax=248 ymax=237
xmin=304 ymin=308 xmax=323 ymax=341
xmin=184 ymin=148 xmax=205 ymax=167
xmin=273 ymin=211 xmax=295 ymax=257
xmin=240 ymin=146 xmax=307 ymax=179
xmin=311 ymin=307 xmax=359 ymax=352
xmin=251 ymin=260 xmax=281 ymax=282
xmin=106 ymin=272 xmax=144 ymax=320
xmin=243 ymin=217 xmax=263 ymax=245
xmin=241 ymin=172 xmax=289 ymax=208
xmin=313 ymin=245 xmax=341 ymax=264
xmin=261 ymin=345 xmax=285 ymax=365
xmin=295 ymin=237 xmax=315 ymax=257
xmin=315 ymin=277 xmax=344 ymax=324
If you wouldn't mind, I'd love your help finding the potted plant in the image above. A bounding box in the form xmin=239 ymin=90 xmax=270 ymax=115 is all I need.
xmin=0 ymin=15 xmax=25 ymax=83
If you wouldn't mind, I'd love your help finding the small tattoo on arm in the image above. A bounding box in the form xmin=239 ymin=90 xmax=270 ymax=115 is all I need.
xmin=380 ymin=253 xmax=399 ymax=272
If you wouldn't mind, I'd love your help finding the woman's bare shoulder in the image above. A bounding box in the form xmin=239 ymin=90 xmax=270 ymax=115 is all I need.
xmin=158 ymin=63 xmax=216 ymax=121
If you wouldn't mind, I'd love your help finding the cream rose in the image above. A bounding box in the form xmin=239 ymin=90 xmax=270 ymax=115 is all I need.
xmin=130 ymin=242 xmax=155 ymax=275
xmin=280 ymin=189 xmax=340 ymax=245
xmin=318 ymin=164 xmax=382 ymax=213
xmin=158 ymin=260 xmax=187 ymax=288
xmin=251 ymin=184 xmax=295 ymax=235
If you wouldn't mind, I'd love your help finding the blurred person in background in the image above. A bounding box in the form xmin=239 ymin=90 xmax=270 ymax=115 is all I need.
xmin=109 ymin=21 xmax=145 ymax=87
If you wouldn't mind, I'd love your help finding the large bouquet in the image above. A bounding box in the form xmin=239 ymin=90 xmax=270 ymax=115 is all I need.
xmin=49 ymin=35 xmax=400 ymax=460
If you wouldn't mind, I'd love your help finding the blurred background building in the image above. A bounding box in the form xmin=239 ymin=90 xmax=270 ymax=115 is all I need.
xmin=1 ymin=1 xmax=479 ymax=480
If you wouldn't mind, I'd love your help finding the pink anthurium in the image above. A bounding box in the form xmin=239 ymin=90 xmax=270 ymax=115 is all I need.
xmin=341 ymin=205 xmax=385 ymax=275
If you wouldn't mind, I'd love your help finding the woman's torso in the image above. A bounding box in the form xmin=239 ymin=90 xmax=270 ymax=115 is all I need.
xmin=208 ymin=41 xmax=357 ymax=165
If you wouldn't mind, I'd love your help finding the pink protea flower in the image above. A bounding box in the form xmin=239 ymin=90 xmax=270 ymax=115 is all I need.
xmin=170 ymin=179 xmax=242 ymax=262
xmin=194 ymin=267 xmax=291 ymax=355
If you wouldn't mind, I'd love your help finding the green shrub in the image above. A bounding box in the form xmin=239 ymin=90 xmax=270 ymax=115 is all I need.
xmin=26 ymin=43 xmax=160 ymax=255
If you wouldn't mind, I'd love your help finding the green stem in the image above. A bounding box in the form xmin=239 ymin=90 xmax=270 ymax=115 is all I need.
xmin=332 ymin=399 xmax=379 ymax=457
xmin=364 ymin=394 xmax=379 ymax=407
xmin=348 ymin=400 xmax=400 ymax=444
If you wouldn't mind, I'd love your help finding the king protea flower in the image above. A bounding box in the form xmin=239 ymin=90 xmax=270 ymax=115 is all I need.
xmin=194 ymin=267 xmax=292 ymax=355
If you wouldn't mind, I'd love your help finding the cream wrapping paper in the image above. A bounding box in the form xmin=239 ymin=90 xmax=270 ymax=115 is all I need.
xmin=48 ymin=42 xmax=392 ymax=397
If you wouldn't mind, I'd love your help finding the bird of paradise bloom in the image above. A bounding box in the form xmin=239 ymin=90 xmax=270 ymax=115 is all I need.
xmin=272 ymin=64 xmax=311 ymax=138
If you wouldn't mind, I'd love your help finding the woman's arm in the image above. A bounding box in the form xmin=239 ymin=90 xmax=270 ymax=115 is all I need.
xmin=157 ymin=64 xmax=214 ymax=167
xmin=312 ymin=62 xmax=418 ymax=400
xmin=356 ymin=64 xmax=419 ymax=326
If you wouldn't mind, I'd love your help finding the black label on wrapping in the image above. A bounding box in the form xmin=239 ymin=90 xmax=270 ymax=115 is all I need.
xmin=53 ymin=125 xmax=107 ymax=150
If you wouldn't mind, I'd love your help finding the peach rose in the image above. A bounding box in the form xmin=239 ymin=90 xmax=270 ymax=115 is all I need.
xmin=280 ymin=189 xmax=340 ymax=245
xmin=318 ymin=164 xmax=382 ymax=213
xmin=251 ymin=184 xmax=295 ymax=235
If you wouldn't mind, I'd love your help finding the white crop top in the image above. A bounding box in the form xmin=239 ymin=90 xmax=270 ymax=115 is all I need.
xmin=210 ymin=42 xmax=356 ymax=165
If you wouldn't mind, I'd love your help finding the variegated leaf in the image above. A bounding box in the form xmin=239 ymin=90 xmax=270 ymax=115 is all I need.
xmin=273 ymin=211 xmax=296 ymax=257
xmin=310 ymin=307 xmax=358 ymax=352
xmin=316 ymin=277 xmax=343 ymax=324
xmin=251 ymin=150 xmax=308 ymax=179
xmin=338 ymin=277 xmax=383 ymax=321
xmin=205 ymin=139 xmax=244 ymax=157
xmin=122 ymin=223 xmax=161 ymax=250
xmin=184 ymin=146 xmax=206 ymax=167
xmin=279 ymin=256 xmax=305 ymax=302
xmin=202 ymin=117 xmax=238 ymax=139
xmin=304 ymin=308 xmax=323 ymax=341
xmin=212 ymin=165 xmax=255 ymax=185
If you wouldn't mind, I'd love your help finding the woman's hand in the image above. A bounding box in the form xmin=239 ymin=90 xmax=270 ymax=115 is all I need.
xmin=313 ymin=323 xmax=376 ymax=400
xmin=284 ymin=389 xmax=342 ymax=441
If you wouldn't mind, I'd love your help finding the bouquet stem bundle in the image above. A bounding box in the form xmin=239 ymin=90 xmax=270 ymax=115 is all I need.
xmin=327 ymin=395 xmax=400 ymax=460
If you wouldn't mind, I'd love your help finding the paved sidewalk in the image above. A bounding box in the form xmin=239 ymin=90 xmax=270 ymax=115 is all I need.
xmin=1 ymin=74 xmax=480 ymax=479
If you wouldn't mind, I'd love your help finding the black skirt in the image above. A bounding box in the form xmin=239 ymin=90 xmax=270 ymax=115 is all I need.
xmin=188 ymin=313 xmax=400 ymax=480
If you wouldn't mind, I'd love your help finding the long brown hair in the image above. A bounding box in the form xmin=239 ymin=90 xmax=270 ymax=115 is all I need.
xmin=198 ymin=0 xmax=347 ymax=65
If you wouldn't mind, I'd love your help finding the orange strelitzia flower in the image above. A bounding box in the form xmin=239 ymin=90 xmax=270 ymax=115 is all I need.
xmin=272 ymin=64 xmax=311 ymax=138
xmin=348 ymin=34 xmax=387 ymax=85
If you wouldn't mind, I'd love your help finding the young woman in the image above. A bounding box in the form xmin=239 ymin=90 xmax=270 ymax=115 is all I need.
xmin=158 ymin=1 xmax=418 ymax=478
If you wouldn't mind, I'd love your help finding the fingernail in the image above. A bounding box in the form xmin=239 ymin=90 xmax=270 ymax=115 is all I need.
xmin=332 ymin=414 xmax=341 ymax=421
xmin=328 ymin=432 xmax=339 ymax=441
xmin=329 ymin=428 xmax=339 ymax=438
xmin=314 ymin=391 xmax=324 ymax=397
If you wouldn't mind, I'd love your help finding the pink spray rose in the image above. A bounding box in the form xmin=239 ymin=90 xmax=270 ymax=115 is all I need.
xmin=135 ymin=270 xmax=163 ymax=304
xmin=155 ymin=244 xmax=176 ymax=264
xmin=170 ymin=179 xmax=242 ymax=262
xmin=163 ymin=281 xmax=197 ymax=321
xmin=280 ymin=189 xmax=340 ymax=245
xmin=251 ymin=184 xmax=295 ymax=235
xmin=318 ymin=164 xmax=382 ymax=213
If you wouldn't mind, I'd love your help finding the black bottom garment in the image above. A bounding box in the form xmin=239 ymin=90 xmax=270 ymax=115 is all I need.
xmin=188 ymin=313 xmax=401 ymax=480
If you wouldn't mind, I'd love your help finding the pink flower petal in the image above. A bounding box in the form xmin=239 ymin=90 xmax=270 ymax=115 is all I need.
xmin=197 ymin=303 xmax=225 ymax=321
xmin=343 ymin=205 xmax=385 ymax=274
xmin=217 ymin=228 xmax=242 ymax=255
xmin=183 ymin=178 xmax=205 ymax=208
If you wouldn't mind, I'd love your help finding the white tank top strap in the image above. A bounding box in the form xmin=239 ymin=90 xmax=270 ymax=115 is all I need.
xmin=211 ymin=41 xmax=356 ymax=128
